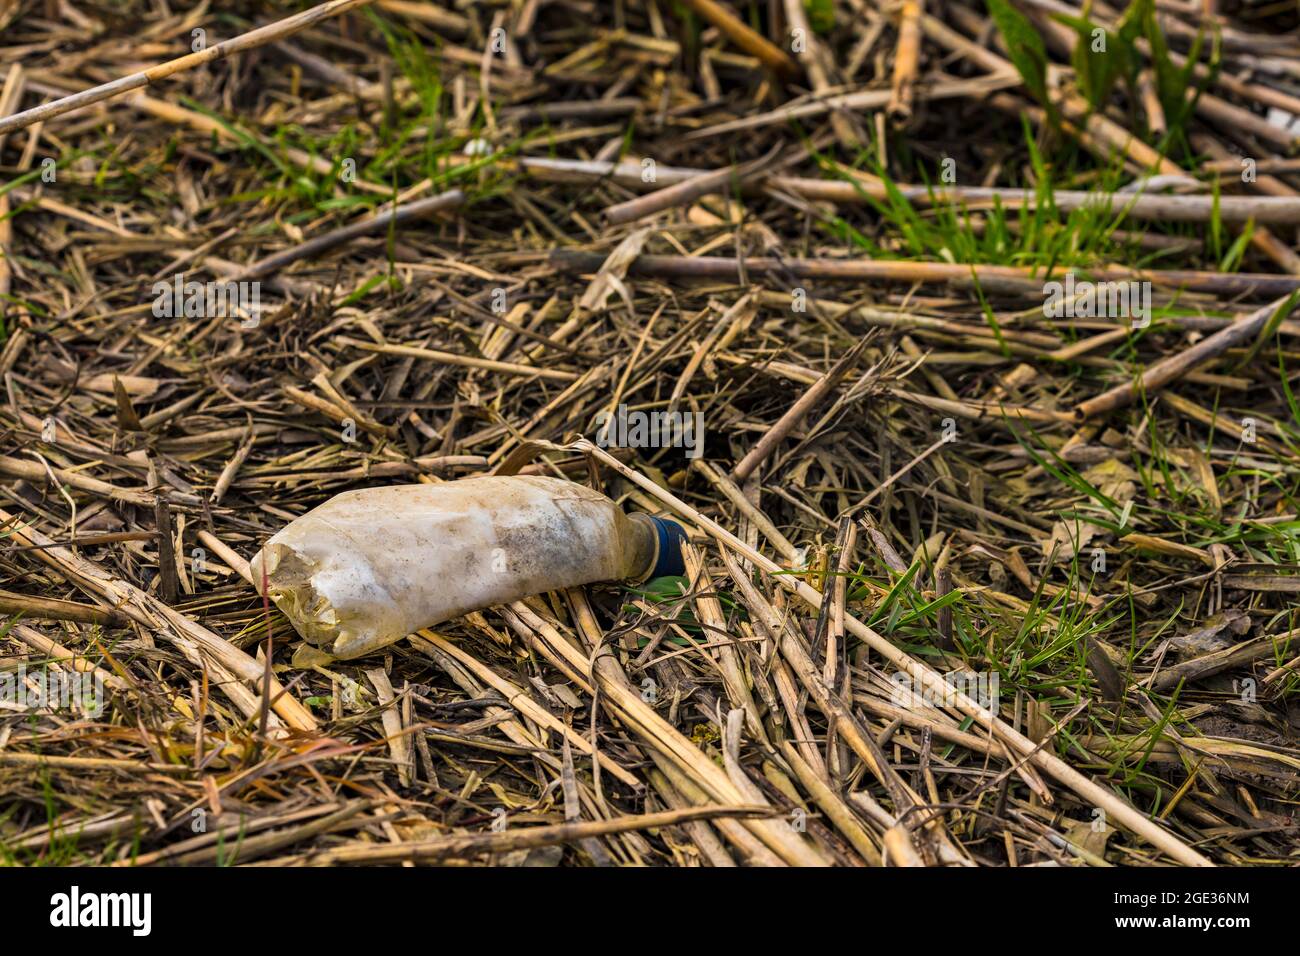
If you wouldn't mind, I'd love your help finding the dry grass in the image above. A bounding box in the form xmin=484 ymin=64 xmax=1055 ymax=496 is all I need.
xmin=2 ymin=0 xmax=1300 ymax=866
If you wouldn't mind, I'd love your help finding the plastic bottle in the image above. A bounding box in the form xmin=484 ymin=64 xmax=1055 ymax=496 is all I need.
xmin=250 ymin=475 xmax=687 ymax=660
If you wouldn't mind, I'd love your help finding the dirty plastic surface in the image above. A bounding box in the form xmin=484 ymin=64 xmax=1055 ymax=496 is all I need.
xmin=250 ymin=475 xmax=661 ymax=660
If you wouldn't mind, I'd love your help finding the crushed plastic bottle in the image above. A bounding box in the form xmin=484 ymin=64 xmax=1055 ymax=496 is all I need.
xmin=250 ymin=475 xmax=687 ymax=660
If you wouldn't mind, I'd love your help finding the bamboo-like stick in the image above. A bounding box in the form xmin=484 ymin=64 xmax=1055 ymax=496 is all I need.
xmin=1194 ymin=88 xmax=1300 ymax=152
xmin=0 ymin=530 xmax=157 ymax=554
xmin=0 ymin=64 xmax=23 ymax=310
xmin=0 ymin=589 xmax=131 ymax=627
xmin=782 ymin=0 xmax=857 ymax=147
xmin=732 ymin=340 xmax=866 ymax=482
xmin=197 ymin=530 xmax=252 ymax=584
xmin=601 ymin=149 xmax=778 ymax=226
xmin=550 ymin=250 xmax=1300 ymax=299
xmin=676 ymin=0 xmax=800 ymax=79
xmin=0 ymin=0 xmax=378 ymax=137
xmin=1136 ymin=69 xmax=1166 ymax=138
xmin=9 ymin=624 xmax=130 ymax=693
xmin=741 ymin=175 xmax=1300 ymax=224
xmin=266 ymin=805 xmax=776 ymax=865
xmin=375 ymin=0 xmax=470 ymax=34
xmin=154 ymin=496 xmax=180 ymax=604
xmin=888 ymin=0 xmax=925 ymax=122
xmin=0 ymin=455 xmax=155 ymax=506
xmin=1203 ymin=157 xmax=1300 ymax=176
xmin=1074 ymin=295 xmax=1300 ymax=420
xmin=336 ymin=336 xmax=579 ymax=381
xmin=518 ymin=155 xmax=1300 ymax=224
xmin=227 ymin=189 xmax=465 ymax=282
xmin=682 ymin=73 xmax=1019 ymax=140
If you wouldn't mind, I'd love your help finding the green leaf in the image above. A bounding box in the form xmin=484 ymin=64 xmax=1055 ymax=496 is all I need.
xmin=1138 ymin=0 xmax=1218 ymax=142
xmin=986 ymin=0 xmax=1056 ymax=123
xmin=1053 ymin=13 xmax=1138 ymax=113
xmin=1218 ymin=217 xmax=1254 ymax=273
xmin=631 ymin=575 xmax=690 ymax=602
xmin=803 ymin=0 xmax=835 ymax=33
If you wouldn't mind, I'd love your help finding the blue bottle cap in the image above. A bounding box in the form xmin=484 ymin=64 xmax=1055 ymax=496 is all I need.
xmin=647 ymin=516 xmax=688 ymax=578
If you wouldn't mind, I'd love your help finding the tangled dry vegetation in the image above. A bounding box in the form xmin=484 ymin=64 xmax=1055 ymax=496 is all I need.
xmin=2 ymin=0 xmax=1300 ymax=867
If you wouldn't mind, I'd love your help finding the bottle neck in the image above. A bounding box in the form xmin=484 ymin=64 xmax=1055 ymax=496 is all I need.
xmin=623 ymin=512 xmax=661 ymax=583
